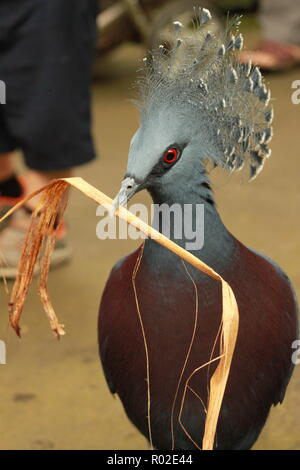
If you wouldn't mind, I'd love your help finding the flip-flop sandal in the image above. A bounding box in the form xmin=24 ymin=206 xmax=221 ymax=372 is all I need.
xmin=0 ymin=206 xmax=72 ymax=279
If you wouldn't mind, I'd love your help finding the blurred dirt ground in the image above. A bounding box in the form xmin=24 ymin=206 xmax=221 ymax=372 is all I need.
xmin=0 ymin=39 xmax=299 ymax=450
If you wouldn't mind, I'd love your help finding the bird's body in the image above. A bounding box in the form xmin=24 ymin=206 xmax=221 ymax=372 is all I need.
xmin=99 ymin=187 xmax=298 ymax=450
xmin=98 ymin=9 xmax=298 ymax=449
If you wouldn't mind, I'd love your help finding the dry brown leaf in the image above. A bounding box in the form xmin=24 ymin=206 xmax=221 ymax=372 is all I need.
xmin=0 ymin=177 xmax=239 ymax=450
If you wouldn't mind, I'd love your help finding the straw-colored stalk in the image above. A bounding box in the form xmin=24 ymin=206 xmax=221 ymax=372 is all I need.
xmin=0 ymin=177 xmax=239 ymax=450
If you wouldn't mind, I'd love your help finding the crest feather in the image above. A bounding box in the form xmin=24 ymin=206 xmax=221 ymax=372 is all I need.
xmin=135 ymin=9 xmax=273 ymax=180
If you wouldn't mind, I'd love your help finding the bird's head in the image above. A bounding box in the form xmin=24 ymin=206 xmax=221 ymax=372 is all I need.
xmin=113 ymin=9 xmax=273 ymax=211
xmin=113 ymin=104 xmax=207 ymax=208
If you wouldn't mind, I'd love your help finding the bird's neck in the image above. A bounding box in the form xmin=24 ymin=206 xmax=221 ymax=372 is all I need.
xmin=147 ymin=175 xmax=236 ymax=270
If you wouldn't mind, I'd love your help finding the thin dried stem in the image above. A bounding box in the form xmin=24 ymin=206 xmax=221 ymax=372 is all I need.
xmin=132 ymin=242 xmax=153 ymax=449
xmin=170 ymin=260 xmax=199 ymax=450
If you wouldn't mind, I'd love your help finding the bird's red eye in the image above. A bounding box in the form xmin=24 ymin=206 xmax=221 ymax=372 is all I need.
xmin=163 ymin=148 xmax=178 ymax=164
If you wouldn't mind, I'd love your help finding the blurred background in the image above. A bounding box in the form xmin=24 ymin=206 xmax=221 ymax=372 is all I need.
xmin=0 ymin=0 xmax=299 ymax=450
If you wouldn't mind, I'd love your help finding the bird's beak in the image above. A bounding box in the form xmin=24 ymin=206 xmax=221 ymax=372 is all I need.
xmin=111 ymin=176 xmax=140 ymax=215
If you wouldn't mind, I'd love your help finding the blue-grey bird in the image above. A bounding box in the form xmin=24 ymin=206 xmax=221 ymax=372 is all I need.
xmin=99 ymin=9 xmax=298 ymax=450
